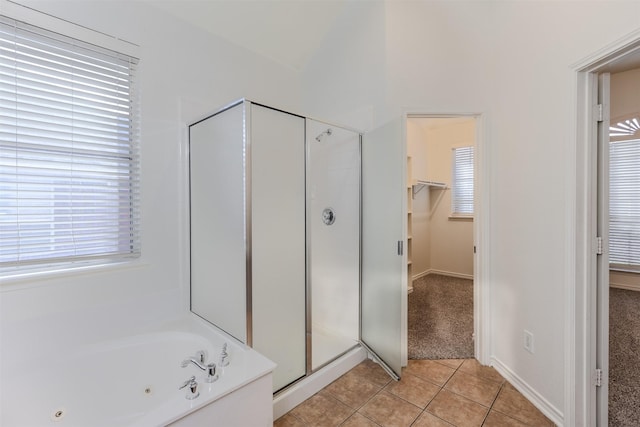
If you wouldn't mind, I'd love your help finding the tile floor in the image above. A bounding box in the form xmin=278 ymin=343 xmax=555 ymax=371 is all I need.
xmin=274 ymin=358 xmax=554 ymax=427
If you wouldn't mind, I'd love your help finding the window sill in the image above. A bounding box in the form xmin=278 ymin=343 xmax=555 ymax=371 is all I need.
xmin=449 ymin=215 xmax=474 ymax=221
xmin=610 ymin=265 xmax=640 ymax=274
xmin=0 ymin=258 xmax=148 ymax=291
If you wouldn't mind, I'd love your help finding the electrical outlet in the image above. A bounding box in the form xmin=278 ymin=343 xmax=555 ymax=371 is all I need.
xmin=524 ymin=330 xmax=534 ymax=354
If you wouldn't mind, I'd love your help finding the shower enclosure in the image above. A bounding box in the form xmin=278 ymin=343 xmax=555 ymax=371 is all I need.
xmin=189 ymin=100 xmax=365 ymax=392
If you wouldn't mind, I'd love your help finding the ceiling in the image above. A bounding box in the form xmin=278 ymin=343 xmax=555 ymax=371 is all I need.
xmin=144 ymin=0 xmax=348 ymax=71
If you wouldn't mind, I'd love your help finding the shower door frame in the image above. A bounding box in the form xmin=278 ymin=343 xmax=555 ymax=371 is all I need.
xmin=304 ymin=117 xmax=362 ymax=376
xmin=302 ymin=114 xmax=408 ymax=383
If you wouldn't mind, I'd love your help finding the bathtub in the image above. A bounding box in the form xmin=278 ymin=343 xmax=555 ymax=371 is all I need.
xmin=1 ymin=315 xmax=275 ymax=427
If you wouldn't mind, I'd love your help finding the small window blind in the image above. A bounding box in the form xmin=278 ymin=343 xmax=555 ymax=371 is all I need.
xmin=0 ymin=16 xmax=140 ymax=272
xmin=452 ymin=146 xmax=474 ymax=216
xmin=609 ymin=139 xmax=640 ymax=270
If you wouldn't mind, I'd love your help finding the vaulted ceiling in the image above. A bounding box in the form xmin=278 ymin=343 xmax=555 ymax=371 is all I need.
xmin=145 ymin=0 xmax=348 ymax=71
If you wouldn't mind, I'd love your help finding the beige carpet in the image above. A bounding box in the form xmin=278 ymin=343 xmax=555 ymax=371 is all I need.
xmin=408 ymin=274 xmax=474 ymax=360
xmin=609 ymin=287 xmax=640 ymax=426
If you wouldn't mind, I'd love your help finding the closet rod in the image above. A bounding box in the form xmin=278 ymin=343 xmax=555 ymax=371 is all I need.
xmin=412 ymin=180 xmax=447 ymax=198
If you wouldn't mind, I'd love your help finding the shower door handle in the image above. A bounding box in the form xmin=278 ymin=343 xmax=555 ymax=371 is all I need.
xmin=397 ymin=240 xmax=403 ymax=256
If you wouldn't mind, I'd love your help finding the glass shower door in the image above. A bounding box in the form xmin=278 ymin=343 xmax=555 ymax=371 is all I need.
xmin=361 ymin=118 xmax=405 ymax=379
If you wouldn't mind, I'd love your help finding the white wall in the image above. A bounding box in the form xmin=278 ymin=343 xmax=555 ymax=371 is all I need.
xmin=425 ymin=120 xmax=474 ymax=278
xmin=611 ymin=68 xmax=640 ymax=121
xmin=300 ymin=1 xmax=640 ymax=423
xmin=0 ymin=0 xmax=301 ymax=374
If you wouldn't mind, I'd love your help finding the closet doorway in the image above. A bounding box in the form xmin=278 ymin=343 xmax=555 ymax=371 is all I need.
xmin=405 ymin=115 xmax=478 ymax=360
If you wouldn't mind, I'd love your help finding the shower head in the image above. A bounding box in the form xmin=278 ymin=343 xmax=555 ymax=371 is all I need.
xmin=315 ymin=128 xmax=333 ymax=142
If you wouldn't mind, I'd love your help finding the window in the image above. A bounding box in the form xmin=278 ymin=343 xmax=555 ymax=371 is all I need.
xmin=609 ymin=136 xmax=640 ymax=271
xmin=0 ymin=17 xmax=140 ymax=274
xmin=451 ymin=146 xmax=474 ymax=216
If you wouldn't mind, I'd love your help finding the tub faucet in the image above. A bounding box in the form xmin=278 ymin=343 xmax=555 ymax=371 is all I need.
xmin=181 ymin=357 xmax=218 ymax=383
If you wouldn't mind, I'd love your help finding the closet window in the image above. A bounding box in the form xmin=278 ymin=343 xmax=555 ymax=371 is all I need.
xmin=451 ymin=146 xmax=474 ymax=217
xmin=609 ymin=138 xmax=640 ymax=271
xmin=0 ymin=16 xmax=140 ymax=274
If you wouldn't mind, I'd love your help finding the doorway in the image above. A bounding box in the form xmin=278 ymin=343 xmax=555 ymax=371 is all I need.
xmin=405 ymin=115 xmax=479 ymax=361
xmin=574 ymin=35 xmax=640 ymax=427
xmin=601 ymin=69 xmax=640 ymax=426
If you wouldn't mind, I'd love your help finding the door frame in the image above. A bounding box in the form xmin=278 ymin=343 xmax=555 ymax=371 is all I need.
xmin=572 ymin=29 xmax=640 ymax=427
xmin=403 ymin=111 xmax=490 ymax=364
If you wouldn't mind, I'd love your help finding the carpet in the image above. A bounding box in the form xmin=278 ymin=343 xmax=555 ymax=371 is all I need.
xmin=609 ymin=287 xmax=640 ymax=426
xmin=408 ymin=274 xmax=474 ymax=360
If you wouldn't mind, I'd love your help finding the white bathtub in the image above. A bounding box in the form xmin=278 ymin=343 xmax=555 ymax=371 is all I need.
xmin=1 ymin=315 xmax=275 ymax=427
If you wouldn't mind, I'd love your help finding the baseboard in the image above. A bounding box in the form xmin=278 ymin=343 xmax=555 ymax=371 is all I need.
xmin=412 ymin=270 xmax=430 ymax=280
xmin=272 ymin=346 xmax=367 ymax=420
xmin=491 ymin=356 xmax=564 ymax=426
xmin=414 ymin=269 xmax=473 ymax=281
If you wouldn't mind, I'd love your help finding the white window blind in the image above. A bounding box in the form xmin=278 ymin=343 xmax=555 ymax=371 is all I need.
xmin=451 ymin=146 xmax=474 ymax=216
xmin=0 ymin=16 xmax=140 ymax=272
xmin=609 ymin=139 xmax=640 ymax=270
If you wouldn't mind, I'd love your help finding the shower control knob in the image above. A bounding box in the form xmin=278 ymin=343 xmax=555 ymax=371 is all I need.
xmin=322 ymin=208 xmax=336 ymax=226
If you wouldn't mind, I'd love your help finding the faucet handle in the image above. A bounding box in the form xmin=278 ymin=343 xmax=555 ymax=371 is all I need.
xmin=219 ymin=343 xmax=229 ymax=367
xmin=179 ymin=376 xmax=196 ymax=389
xmin=179 ymin=376 xmax=200 ymax=400
xmin=204 ymin=362 xmax=218 ymax=383
xmin=194 ymin=350 xmax=206 ymax=364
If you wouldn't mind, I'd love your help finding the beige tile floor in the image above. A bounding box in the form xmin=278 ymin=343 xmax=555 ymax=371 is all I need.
xmin=274 ymin=359 xmax=554 ymax=427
